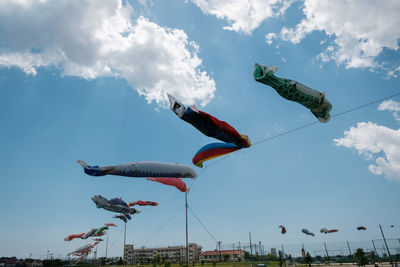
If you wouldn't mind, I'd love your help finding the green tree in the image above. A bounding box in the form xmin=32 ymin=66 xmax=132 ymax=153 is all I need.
xmin=223 ymin=254 xmax=230 ymax=262
xmin=304 ymin=252 xmax=312 ymax=267
xmin=265 ymin=253 xmax=278 ymax=261
xmin=278 ymin=251 xmax=283 ymax=267
xmin=164 ymin=260 xmax=172 ymax=267
xmin=354 ymin=248 xmax=368 ymax=267
xmin=154 ymin=254 xmax=162 ymax=266
xmin=244 ymin=251 xmax=250 ymax=260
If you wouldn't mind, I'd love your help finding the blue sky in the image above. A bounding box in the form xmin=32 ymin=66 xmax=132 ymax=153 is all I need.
xmin=1 ymin=0 xmax=400 ymax=259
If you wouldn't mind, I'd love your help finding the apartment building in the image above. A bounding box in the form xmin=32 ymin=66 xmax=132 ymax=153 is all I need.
xmin=124 ymin=243 xmax=202 ymax=265
xmin=199 ymin=250 xmax=245 ymax=262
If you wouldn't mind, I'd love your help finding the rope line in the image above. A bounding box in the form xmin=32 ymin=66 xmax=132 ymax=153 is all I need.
xmin=188 ymin=205 xmax=218 ymax=243
xmin=254 ymin=91 xmax=400 ymax=146
xmin=143 ymin=205 xmax=185 ymax=246
xmin=139 ymin=195 xmax=182 ymax=213
xmin=191 ymin=91 xmax=400 ymax=182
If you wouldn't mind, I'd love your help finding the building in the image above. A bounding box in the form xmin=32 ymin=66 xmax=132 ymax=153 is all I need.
xmin=124 ymin=243 xmax=202 ymax=265
xmin=270 ymin=248 xmax=277 ymax=257
xmin=199 ymin=250 xmax=245 ymax=262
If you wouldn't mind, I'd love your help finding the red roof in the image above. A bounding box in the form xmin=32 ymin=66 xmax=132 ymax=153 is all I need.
xmin=200 ymin=250 xmax=244 ymax=256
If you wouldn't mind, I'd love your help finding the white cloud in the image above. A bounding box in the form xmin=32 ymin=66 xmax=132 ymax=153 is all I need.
xmin=0 ymin=0 xmax=215 ymax=107
xmin=378 ymin=100 xmax=400 ymax=121
xmin=278 ymin=0 xmax=400 ymax=70
xmin=266 ymin=33 xmax=277 ymax=45
xmin=334 ymin=122 xmax=400 ymax=182
xmin=190 ymin=0 xmax=294 ymax=35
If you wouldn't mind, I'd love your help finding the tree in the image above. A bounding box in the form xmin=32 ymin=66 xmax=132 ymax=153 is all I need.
xmin=288 ymin=254 xmax=293 ymax=265
xmin=369 ymin=250 xmax=377 ymax=264
xmin=354 ymin=248 xmax=368 ymax=267
xmin=278 ymin=251 xmax=283 ymax=267
xmin=304 ymin=252 xmax=312 ymax=267
xmin=154 ymin=254 xmax=162 ymax=266
xmin=265 ymin=253 xmax=278 ymax=261
xmin=164 ymin=260 xmax=172 ymax=267
xmin=223 ymin=254 xmax=230 ymax=262
xmin=244 ymin=251 xmax=250 ymax=260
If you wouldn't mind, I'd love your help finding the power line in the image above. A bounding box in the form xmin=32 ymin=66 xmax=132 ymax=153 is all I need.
xmin=188 ymin=205 xmax=218 ymax=243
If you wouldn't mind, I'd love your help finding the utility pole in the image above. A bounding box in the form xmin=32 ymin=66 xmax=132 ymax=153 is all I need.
xmin=185 ymin=193 xmax=189 ymax=267
xmin=379 ymin=224 xmax=393 ymax=267
xmin=249 ymin=232 xmax=253 ymax=267
xmin=324 ymin=242 xmax=330 ymax=266
xmin=217 ymin=241 xmax=221 ymax=262
xmin=233 ymin=243 xmax=235 ymax=262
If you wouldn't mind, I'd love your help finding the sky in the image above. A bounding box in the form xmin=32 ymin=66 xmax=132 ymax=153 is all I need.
xmin=1 ymin=0 xmax=400 ymax=260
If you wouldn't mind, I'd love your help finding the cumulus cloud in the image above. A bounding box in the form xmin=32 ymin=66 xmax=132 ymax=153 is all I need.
xmin=378 ymin=100 xmax=400 ymax=121
xmin=278 ymin=0 xmax=400 ymax=70
xmin=334 ymin=121 xmax=400 ymax=182
xmin=0 ymin=0 xmax=215 ymax=107
xmin=266 ymin=33 xmax=277 ymax=45
xmin=190 ymin=0 xmax=294 ymax=34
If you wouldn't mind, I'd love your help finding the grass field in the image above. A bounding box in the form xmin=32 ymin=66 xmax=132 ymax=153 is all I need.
xmin=111 ymin=263 xmax=281 ymax=267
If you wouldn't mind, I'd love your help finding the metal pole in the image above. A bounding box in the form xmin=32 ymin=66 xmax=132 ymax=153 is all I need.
xmin=324 ymin=242 xmax=330 ymax=265
xmin=347 ymin=241 xmax=352 ymax=255
xmin=123 ymin=222 xmax=126 ymax=267
xmin=185 ymin=193 xmax=189 ymax=267
xmin=372 ymin=240 xmax=379 ymax=258
xmin=233 ymin=243 xmax=235 ymax=262
xmin=249 ymin=232 xmax=253 ymax=267
xmin=217 ymin=241 xmax=221 ymax=262
xmin=282 ymin=244 xmax=286 ymax=267
xmin=379 ymin=224 xmax=393 ymax=267
xmin=105 ymin=235 xmax=109 ymax=259
xmin=347 ymin=241 xmax=354 ymax=265
xmin=94 ymin=246 xmax=97 ymax=265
